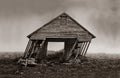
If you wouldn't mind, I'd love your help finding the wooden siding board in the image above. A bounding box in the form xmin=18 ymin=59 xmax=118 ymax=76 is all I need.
xmin=30 ymin=33 xmax=92 ymax=41
xmin=28 ymin=13 xmax=95 ymax=39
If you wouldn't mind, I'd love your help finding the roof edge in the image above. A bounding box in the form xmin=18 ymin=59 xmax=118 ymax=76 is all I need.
xmin=27 ymin=13 xmax=66 ymax=38
xmin=27 ymin=12 xmax=96 ymax=39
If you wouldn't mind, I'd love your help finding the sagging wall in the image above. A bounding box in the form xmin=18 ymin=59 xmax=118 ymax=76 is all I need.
xmin=64 ymin=39 xmax=76 ymax=60
xmin=23 ymin=38 xmax=91 ymax=63
xmin=35 ymin=41 xmax=47 ymax=61
xmin=64 ymin=40 xmax=91 ymax=61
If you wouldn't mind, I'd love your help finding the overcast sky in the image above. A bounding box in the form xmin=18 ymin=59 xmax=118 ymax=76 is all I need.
xmin=0 ymin=0 xmax=120 ymax=54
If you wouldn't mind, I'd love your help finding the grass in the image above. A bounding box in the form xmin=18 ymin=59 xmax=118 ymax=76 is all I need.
xmin=0 ymin=52 xmax=120 ymax=78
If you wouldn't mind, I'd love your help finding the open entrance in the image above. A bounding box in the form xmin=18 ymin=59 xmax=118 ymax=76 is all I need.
xmin=47 ymin=42 xmax=64 ymax=54
xmin=46 ymin=42 xmax=65 ymax=62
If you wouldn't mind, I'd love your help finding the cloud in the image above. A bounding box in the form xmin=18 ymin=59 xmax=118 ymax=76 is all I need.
xmin=0 ymin=0 xmax=67 ymax=16
xmin=0 ymin=0 xmax=119 ymax=52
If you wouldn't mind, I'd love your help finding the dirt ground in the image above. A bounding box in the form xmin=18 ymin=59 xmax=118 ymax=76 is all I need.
xmin=0 ymin=57 xmax=120 ymax=78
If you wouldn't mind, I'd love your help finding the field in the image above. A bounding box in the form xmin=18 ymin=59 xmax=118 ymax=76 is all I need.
xmin=0 ymin=52 xmax=120 ymax=78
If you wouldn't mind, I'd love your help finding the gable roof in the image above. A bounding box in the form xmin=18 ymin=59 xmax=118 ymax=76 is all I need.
xmin=27 ymin=13 xmax=96 ymax=38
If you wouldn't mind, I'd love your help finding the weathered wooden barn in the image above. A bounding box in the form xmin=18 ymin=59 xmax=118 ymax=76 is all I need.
xmin=22 ymin=13 xmax=95 ymax=63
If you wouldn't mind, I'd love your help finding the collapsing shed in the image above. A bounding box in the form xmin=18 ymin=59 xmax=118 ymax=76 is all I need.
xmin=22 ymin=13 xmax=95 ymax=63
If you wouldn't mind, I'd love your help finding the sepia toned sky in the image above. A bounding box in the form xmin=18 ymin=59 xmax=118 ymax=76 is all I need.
xmin=0 ymin=0 xmax=120 ymax=54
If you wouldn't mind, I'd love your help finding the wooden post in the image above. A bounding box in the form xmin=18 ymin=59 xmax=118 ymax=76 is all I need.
xmin=83 ymin=41 xmax=91 ymax=56
xmin=23 ymin=40 xmax=33 ymax=59
xmin=27 ymin=41 xmax=35 ymax=57
xmin=80 ymin=42 xmax=85 ymax=55
xmin=79 ymin=42 xmax=85 ymax=55
xmin=66 ymin=39 xmax=78 ymax=60
xmin=82 ymin=42 xmax=88 ymax=56
xmin=35 ymin=40 xmax=46 ymax=62
xmin=75 ymin=43 xmax=82 ymax=59
xmin=42 ymin=41 xmax=48 ymax=59
xmin=28 ymin=40 xmax=38 ymax=58
xmin=35 ymin=41 xmax=41 ymax=60
xmin=81 ymin=42 xmax=87 ymax=56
